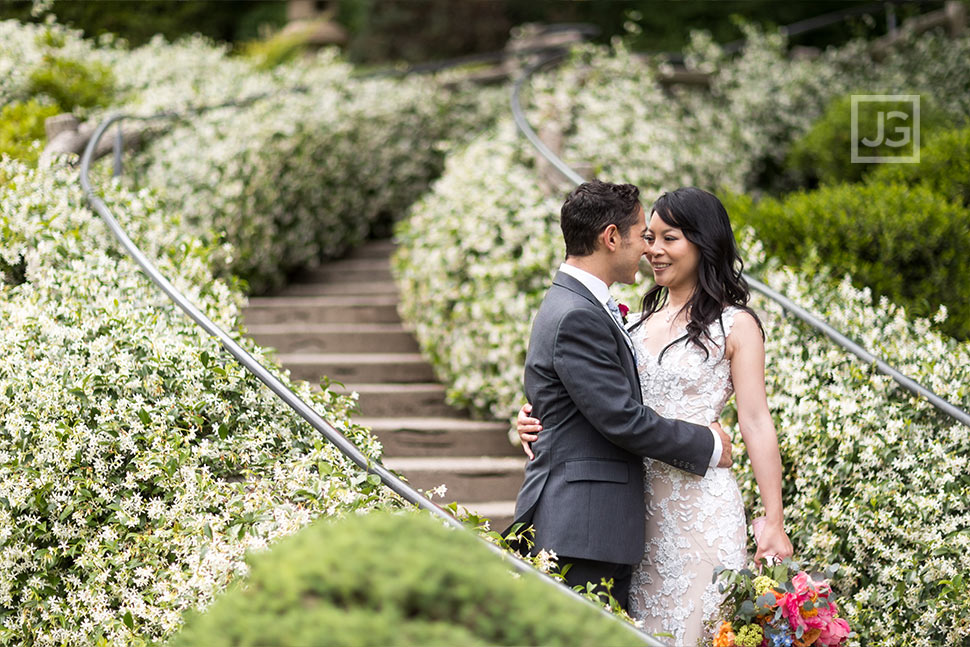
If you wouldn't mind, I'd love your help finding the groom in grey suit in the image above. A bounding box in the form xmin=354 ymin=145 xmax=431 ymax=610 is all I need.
xmin=509 ymin=180 xmax=733 ymax=610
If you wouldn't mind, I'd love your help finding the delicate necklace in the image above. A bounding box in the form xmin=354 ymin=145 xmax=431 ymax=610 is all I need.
xmin=662 ymin=303 xmax=685 ymax=324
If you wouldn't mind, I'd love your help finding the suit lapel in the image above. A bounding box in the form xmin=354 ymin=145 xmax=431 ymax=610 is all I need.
xmin=551 ymin=272 xmax=641 ymax=400
xmin=552 ymin=272 xmax=601 ymax=307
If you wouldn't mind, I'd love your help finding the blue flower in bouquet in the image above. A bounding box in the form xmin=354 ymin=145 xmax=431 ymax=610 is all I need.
xmin=768 ymin=629 xmax=794 ymax=647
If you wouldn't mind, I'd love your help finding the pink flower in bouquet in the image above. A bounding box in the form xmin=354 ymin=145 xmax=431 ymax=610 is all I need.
xmin=817 ymin=617 xmax=851 ymax=646
xmin=791 ymin=572 xmax=814 ymax=598
xmin=781 ymin=573 xmax=828 ymax=634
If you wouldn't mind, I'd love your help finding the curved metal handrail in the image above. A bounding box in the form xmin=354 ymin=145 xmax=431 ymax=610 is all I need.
xmin=510 ymin=54 xmax=970 ymax=429
xmin=79 ymin=101 xmax=657 ymax=643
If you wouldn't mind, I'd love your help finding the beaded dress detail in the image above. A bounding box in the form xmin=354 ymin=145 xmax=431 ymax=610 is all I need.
xmin=627 ymin=306 xmax=747 ymax=646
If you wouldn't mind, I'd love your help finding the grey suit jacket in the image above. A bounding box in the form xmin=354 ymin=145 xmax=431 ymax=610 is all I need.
xmin=511 ymin=271 xmax=715 ymax=565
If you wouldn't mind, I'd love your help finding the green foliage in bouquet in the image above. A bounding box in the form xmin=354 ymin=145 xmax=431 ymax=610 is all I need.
xmin=0 ymin=157 xmax=393 ymax=647
xmin=724 ymin=182 xmax=970 ymax=339
xmin=867 ymin=125 xmax=970 ymax=207
xmin=26 ymin=55 xmax=115 ymax=111
xmin=0 ymin=99 xmax=60 ymax=164
xmin=167 ymin=511 xmax=640 ymax=647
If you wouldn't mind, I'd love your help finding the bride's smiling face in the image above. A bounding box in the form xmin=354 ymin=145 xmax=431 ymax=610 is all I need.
xmin=645 ymin=211 xmax=700 ymax=291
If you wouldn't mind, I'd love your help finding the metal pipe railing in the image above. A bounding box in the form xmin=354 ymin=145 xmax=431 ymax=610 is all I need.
xmin=510 ymin=53 xmax=970 ymax=429
xmin=79 ymin=100 xmax=657 ymax=644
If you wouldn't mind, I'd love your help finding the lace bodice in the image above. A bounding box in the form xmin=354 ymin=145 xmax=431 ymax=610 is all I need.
xmin=627 ymin=306 xmax=748 ymax=646
xmin=630 ymin=306 xmax=739 ymax=425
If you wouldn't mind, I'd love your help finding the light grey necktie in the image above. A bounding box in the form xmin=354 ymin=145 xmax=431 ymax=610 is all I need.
xmin=606 ymin=297 xmax=637 ymax=362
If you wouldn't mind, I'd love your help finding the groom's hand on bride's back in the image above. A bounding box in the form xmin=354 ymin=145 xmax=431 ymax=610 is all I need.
xmin=712 ymin=421 xmax=733 ymax=468
xmin=517 ymin=403 xmax=542 ymax=461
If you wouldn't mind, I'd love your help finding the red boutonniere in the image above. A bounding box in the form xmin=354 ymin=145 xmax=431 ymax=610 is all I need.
xmin=618 ymin=303 xmax=629 ymax=324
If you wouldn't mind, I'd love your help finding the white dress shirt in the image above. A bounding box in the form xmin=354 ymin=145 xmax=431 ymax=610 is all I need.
xmin=559 ymin=263 xmax=722 ymax=469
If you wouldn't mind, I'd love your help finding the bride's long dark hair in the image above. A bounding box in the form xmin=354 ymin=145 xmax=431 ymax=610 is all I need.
xmin=630 ymin=187 xmax=763 ymax=363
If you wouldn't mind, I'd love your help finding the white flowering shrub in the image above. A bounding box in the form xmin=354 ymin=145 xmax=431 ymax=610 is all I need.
xmin=3 ymin=18 xmax=504 ymax=292
xmin=393 ymin=30 xmax=970 ymax=645
xmin=135 ymin=55 xmax=501 ymax=292
xmin=394 ymin=120 xmax=563 ymax=417
xmin=0 ymin=19 xmax=104 ymax=107
xmin=0 ymin=157 xmax=394 ymax=646
xmin=730 ymin=262 xmax=970 ymax=647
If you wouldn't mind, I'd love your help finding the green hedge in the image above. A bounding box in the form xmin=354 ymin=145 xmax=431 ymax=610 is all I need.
xmin=785 ymin=92 xmax=954 ymax=186
xmin=868 ymin=125 xmax=970 ymax=206
xmin=725 ymin=182 xmax=970 ymax=339
xmin=168 ymin=511 xmax=639 ymax=647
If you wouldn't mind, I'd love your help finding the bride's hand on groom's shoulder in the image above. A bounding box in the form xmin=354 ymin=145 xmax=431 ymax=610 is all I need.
xmin=517 ymin=403 xmax=542 ymax=461
xmin=754 ymin=521 xmax=794 ymax=567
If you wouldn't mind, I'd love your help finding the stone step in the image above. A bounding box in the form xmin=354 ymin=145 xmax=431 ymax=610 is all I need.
xmin=383 ymin=456 xmax=525 ymax=504
xmin=247 ymin=323 xmax=419 ymax=354
xmin=244 ymin=295 xmax=401 ymax=325
xmin=337 ymin=383 xmax=458 ymax=418
xmin=279 ymin=353 xmax=435 ymax=384
xmin=345 ymin=240 xmax=396 ymax=259
xmin=293 ymin=260 xmax=393 ymax=284
xmin=277 ymin=280 xmax=398 ymax=297
xmin=358 ymin=417 xmax=518 ymax=457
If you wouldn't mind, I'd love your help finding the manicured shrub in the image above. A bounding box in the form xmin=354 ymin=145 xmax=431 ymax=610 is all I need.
xmin=167 ymin=511 xmax=640 ymax=647
xmin=868 ymin=125 xmax=970 ymax=206
xmin=725 ymin=182 xmax=970 ymax=339
xmin=0 ymin=98 xmax=60 ymax=164
xmin=785 ymin=93 xmax=953 ymax=186
xmin=0 ymin=157 xmax=391 ymax=647
xmin=26 ymin=54 xmax=115 ymax=110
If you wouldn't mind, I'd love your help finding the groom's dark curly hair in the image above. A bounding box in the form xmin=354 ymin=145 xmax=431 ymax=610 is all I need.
xmin=560 ymin=180 xmax=641 ymax=257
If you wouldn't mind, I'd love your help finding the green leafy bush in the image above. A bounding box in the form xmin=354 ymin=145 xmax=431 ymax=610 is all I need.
xmin=238 ymin=24 xmax=316 ymax=70
xmin=725 ymin=182 xmax=970 ymax=338
xmin=868 ymin=125 xmax=970 ymax=206
xmin=26 ymin=54 xmax=115 ymax=110
xmin=0 ymin=98 xmax=60 ymax=164
xmin=785 ymin=93 xmax=953 ymax=186
xmin=168 ymin=511 xmax=639 ymax=647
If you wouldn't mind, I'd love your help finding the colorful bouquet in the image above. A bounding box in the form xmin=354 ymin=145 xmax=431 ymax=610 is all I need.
xmin=711 ymin=559 xmax=852 ymax=647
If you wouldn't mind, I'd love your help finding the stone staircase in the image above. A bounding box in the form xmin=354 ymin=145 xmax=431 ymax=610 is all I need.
xmin=244 ymin=239 xmax=523 ymax=529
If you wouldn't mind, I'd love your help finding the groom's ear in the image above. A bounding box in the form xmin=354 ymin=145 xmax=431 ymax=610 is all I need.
xmin=601 ymin=224 xmax=620 ymax=252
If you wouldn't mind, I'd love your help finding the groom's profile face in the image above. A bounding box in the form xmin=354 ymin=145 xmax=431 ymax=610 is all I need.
xmin=614 ymin=204 xmax=648 ymax=284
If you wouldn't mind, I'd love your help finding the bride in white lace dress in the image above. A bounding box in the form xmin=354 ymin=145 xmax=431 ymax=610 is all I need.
xmin=518 ymin=187 xmax=793 ymax=646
